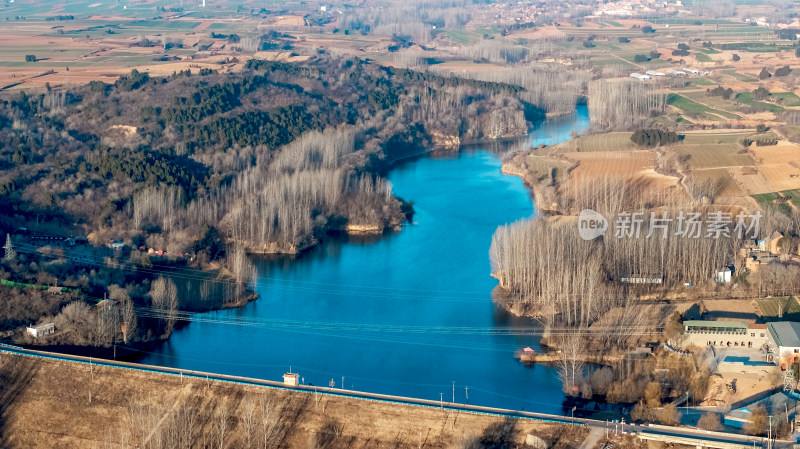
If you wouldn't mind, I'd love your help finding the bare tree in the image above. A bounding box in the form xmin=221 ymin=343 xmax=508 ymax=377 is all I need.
xmin=149 ymin=277 xmax=179 ymax=337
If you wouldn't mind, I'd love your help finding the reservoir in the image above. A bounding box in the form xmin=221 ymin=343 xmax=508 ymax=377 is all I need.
xmin=138 ymin=106 xmax=591 ymax=413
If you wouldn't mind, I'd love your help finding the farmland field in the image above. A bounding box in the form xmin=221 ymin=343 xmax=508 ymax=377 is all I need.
xmin=694 ymin=53 xmax=712 ymax=62
xmin=772 ymin=92 xmax=800 ymax=107
xmin=736 ymin=92 xmax=784 ymax=113
xmin=682 ymin=130 xmax=753 ymax=145
xmin=551 ymin=132 xmax=635 ymax=153
xmin=729 ymin=167 xmax=773 ymax=195
xmin=523 ymin=156 xmax=572 ymax=183
xmin=757 ymin=297 xmax=800 ymax=322
xmin=675 ymin=144 xmax=755 ymax=169
xmin=756 ymin=165 xmax=800 ymax=192
xmin=563 ymin=150 xmax=680 ymax=202
xmin=667 ymin=93 xmax=741 ymax=120
xmin=692 ymin=168 xmax=743 ymax=197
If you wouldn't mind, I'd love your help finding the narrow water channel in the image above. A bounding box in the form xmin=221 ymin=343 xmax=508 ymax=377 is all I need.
xmin=138 ymin=106 xmax=591 ymax=413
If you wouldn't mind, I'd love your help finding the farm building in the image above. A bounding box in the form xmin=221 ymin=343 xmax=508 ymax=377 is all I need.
xmin=645 ymin=70 xmax=665 ymax=77
xmin=630 ymin=73 xmax=650 ymax=81
xmin=745 ymin=253 xmax=779 ymax=272
xmin=666 ymin=69 xmax=686 ymax=76
xmin=682 ymin=68 xmax=700 ymax=75
xmin=682 ymin=320 xmax=769 ymax=348
xmin=768 ymin=322 xmax=800 ymax=368
xmin=26 ymin=323 xmax=55 ymax=338
xmin=770 ymin=322 xmax=800 ymax=365
xmin=716 ymin=267 xmax=732 ymax=283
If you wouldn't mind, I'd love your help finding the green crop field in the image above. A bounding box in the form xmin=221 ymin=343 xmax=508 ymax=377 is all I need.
xmin=682 ymin=91 xmax=739 ymax=113
xmin=695 ymin=53 xmax=712 ymax=62
xmin=772 ymin=92 xmax=800 ymax=107
xmin=688 ymin=77 xmax=714 ymax=86
xmin=667 ymin=93 xmax=741 ymax=120
xmin=444 ymin=28 xmax=479 ymax=45
xmin=736 ymin=92 xmax=785 ymax=113
xmin=675 ymin=144 xmax=755 ymax=169
xmin=758 ymin=297 xmax=800 ymax=322
xmin=752 ymin=188 xmax=800 ymax=209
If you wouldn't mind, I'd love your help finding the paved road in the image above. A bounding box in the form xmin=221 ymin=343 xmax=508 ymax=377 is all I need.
xmin=0 ymin=344 xmax=791 ymax=448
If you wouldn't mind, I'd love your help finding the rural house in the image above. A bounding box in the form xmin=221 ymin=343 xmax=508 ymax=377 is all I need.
xmin=26 ymin=323 xmax=55 ymax=338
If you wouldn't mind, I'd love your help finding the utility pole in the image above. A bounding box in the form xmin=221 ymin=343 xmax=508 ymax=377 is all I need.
xmin=440 ymin=393 xmax=443 ymax=409
xmin=452 ymin=381 xmax=455 ymax=403
xmin=341 ymin=376 xmax=344 ymax=389
xmin=465 ymin=386 xmax=469 ymax=404
xmin=768 ymin=415 xmax=772 ymax=449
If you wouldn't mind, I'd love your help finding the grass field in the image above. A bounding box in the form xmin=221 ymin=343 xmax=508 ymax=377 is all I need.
xmin=757 ymin=297 xmax=800 ymax=322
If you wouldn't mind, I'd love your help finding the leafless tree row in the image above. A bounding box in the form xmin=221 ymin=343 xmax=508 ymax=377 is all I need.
xmin=490 ymin=215 xmax=735 ymax=325
xmin=456 ymin=66 xmax=590 ymax=117
xmin=588 ymin=80 xmax=666 ymax=130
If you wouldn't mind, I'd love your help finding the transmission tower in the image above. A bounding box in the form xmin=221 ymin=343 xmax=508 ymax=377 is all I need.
xmin=2 ymin=234 xmax=15 ymax=262
xmin=784 ymin=368 xmax=796 ymax=393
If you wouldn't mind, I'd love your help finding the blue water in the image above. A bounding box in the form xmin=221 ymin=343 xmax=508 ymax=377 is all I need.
xmin=138 ymin=106 xmax=590 ymax=413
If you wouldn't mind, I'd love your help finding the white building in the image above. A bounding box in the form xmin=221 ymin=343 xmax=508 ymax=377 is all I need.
xmin=283 ymin=372 xmax=299 ymax=387
xmin=682 ymin=68 xmax=700 ymax=75
xmin=666 ymin=69 xmax=686 ymax=76
xmin=630 ymin=73 xmax=651 ymax=81
xmin=645 ymin=70 xmax=665 ymax=77
xmin=716 ymin=267 xmax=732 ymax=283
xmin=767 ymin=322 xmax=800 ymax=369
xmin=26 ymin=323 xmax=55 ymax=338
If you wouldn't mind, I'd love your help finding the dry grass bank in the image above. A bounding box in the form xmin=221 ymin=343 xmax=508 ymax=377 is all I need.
xmin=0 ymin=352 xmax=589 ymax=449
